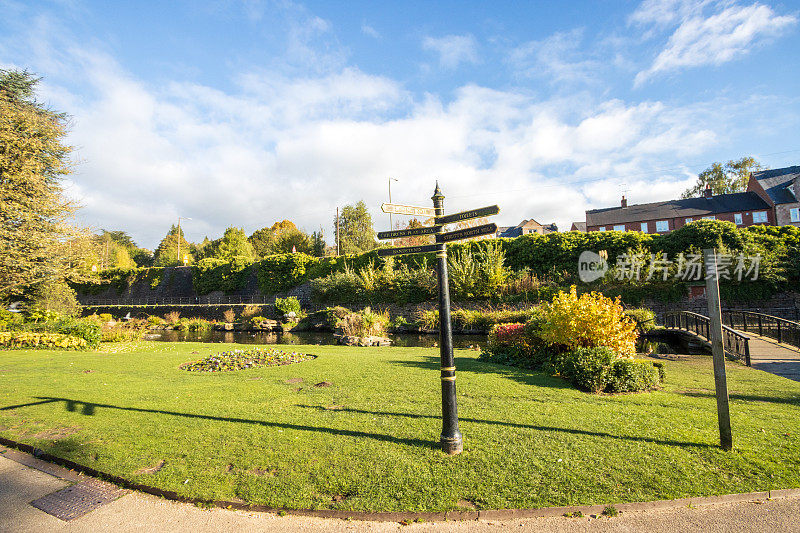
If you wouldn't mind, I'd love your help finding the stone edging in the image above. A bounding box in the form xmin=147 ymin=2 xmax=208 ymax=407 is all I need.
xmin=2 ymin=437 xmax=799 ymax=522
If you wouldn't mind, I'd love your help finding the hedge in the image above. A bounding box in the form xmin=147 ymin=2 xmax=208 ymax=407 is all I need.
xmin=72 ymin=220 xmax=800 ymax=301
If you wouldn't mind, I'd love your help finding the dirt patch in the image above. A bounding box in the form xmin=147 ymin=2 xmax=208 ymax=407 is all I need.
xmin=82 ymin=370 xmax=94 ymax=374
xmin=314 ymin=381 xmax=332 ymax=388
xmin=324 ymin=405 xmax=343 ymax=410
xmin=249 ymin=377 xmax=262 ymax=380
xmin=286 ymin=378 xmax=303 ymax=384
xmin=332 ymin=494 xmax=347 ymax=502
xmin=134 ymin=459 xmax=166 ymax=475
xmin=457 ymin=499 xmax=477 ymax=509
xmin=31 ymin=427 xmax=80 ymax=440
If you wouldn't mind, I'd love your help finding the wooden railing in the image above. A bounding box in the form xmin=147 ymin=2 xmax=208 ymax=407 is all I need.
xmin=663 ymin=311 xmax=751 ymax=366
xmin=722 ymin=310 xmax=800 ymax=351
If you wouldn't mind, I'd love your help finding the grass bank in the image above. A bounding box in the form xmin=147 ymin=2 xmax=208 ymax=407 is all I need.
xmin=0 ymin=342 xmax=798 ymax=512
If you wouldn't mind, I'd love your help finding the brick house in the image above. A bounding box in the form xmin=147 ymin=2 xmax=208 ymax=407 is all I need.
xmin=585 ymin=189 xmax=772 ymax=233
xmin=747 ymin=165 xmax=800 ymax=227
xmin=496 ymin=219 xmax=558 ymax=238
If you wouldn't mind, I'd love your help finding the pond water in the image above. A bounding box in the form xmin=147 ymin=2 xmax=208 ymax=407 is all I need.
xmin=146 ymin=329 xmax=487 ymax=348
xmin=145 ymin=330 xmax=691 ymax=353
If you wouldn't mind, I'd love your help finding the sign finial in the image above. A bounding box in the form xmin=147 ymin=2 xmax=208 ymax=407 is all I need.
xmin=432 ymin=180 xmax=444 ymax=200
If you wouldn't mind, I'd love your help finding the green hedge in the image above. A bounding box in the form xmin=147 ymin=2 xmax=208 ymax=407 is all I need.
xmin=193 ymin=256 xmax=252 ymax=295
xmin=72 ymin=220 xmax=800 ymax=302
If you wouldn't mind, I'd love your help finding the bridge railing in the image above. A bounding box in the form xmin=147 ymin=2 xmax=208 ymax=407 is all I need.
xmin=722 ymin=310 xmax=800 ymax=351
xmin=663 ymin=311 xmax=751 ymax=366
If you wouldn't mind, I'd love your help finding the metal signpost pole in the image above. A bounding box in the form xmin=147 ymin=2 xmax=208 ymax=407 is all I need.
xmin=432 ymin=183 xmax=463 ymax=455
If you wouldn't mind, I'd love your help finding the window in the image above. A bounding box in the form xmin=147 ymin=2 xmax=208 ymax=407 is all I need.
xmin=753 ymin=211 xmax=768 ymax=223
xmin=613 ymin=224 xmax=625 ymax=232
xmin=655 ymin=220 xmax=669 ymax=232
xmin=702 ymin=215 xmax=715 ymax=220
xmin=640 ymin=222 xmax=648 ymax=233
xmin=791 ymin=208 xmax=800 ymax=223
xmin=734 ymin=213 xmax=743 ymax=225
xmin=685 ymin=218 xmax=693 ymax=224
xmin=597 ymin=226 xmax=606 ymax=232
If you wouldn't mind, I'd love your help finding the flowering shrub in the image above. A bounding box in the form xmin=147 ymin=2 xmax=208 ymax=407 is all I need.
xmin=486 ymin=323 xmax=535 ymax=364
xmin=181 ymin=348 xmax=314 ymax=372
xmin=539 ymin=286 xmax=637 ymax=355
xmin=0 ymin=332 xmax=87 ymax=350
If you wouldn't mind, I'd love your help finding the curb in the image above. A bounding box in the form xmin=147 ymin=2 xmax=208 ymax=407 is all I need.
xmin=2 ymin=438 xmax=800 ymax=523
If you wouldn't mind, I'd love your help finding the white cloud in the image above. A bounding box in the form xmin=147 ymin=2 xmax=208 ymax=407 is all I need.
xmin=508 ymin=29 xmax=600 ymax=84
xmin=629 ymin=0 xmax=711 ymax=28
xmin=422 ymin=34 xmax=479 ymax=69
xmin=634 ymin=2 xmax=797 ymax=85
xmin=361 ymin=23 xmax=380 ymax=39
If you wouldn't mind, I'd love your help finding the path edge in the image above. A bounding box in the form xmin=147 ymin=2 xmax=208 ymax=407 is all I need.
xmin=2 ymin=437 xmax=799 ymax=523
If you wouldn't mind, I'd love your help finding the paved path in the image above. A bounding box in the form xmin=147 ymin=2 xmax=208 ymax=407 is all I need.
xmin=2 ymin=452 xmax=800 ymax=533
xmin=746 ymin=334 xmax=800 ymax=382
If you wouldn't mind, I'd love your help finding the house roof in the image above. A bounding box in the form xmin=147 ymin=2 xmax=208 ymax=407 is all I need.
xmin=497 ymin=219 xmax=557 ymax=237
xmin=585 ymin=192 xmax=770 ymax=227
xmin=571 ymin=221 xmax=586 ymax=232
xmin=752 ymin=166 xmax=800 ymax=205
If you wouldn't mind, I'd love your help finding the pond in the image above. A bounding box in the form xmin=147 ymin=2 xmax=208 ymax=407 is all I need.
xmin=145 ymin=329 xmax=487 ymax=348
xmin=144 ymin=329 xmax=693 ymax=354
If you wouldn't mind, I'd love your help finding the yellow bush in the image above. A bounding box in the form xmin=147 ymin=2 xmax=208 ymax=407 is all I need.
xmin=0 ymin=331 xmax=88 ymax=350
xmin=539 ymin=286 xmax=637 ymax=355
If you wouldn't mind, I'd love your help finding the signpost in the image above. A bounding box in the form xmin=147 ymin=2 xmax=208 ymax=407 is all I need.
xmin=376 ymin=183 xmax=500 ymax=455
xmin=704 ymin=248 xmax=733 ymax=451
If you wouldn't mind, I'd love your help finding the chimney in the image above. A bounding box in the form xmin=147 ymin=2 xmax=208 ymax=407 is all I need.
xmin=621 ymin=195 xmax=627 ymax=208
xmin=704 ymin=185 xmax=713 ymax=199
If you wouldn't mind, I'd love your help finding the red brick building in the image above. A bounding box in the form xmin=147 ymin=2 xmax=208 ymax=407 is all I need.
xmin=585 ymin=188 xmax=773 ymax=233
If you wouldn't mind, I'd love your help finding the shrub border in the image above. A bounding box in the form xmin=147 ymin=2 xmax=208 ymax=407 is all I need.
xmin=1 ymin=438 xmax=798 ymax=522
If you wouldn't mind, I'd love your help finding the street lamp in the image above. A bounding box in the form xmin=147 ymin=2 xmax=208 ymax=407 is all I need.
xmin=388 ymin=177 xmax=398 ymax=244
xmin=177 ymin=216 xmax=191 ymax=266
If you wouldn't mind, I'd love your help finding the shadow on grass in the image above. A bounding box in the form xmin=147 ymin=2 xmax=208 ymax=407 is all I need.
xmin=295 ymin=405 xmax=714 ymax=449
xmin=389 ymin=355 xmax=574 ymax=390
xmin=678 ymin=390 xmax=800 ymax=407
xmin=2 ymin=397 xmax=436 ymax=450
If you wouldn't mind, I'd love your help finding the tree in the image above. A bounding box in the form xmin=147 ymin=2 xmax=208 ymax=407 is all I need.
xmin=249 ymin=220 xmax=313 ymax=256
xmin=0 ymin=70 xmax=89 ymax=300
xmin=152 ymin=225 xmax=192 ymax=266
xmin=394 ymin=218 xmax=434 ymax=247
xmin=681 ymin=157 xmax=765 ymax=198
xmin=311 ymin=227 xmax=326 ymax=256
xmin=216 ymin=227 xmax=254 ymax=261
xmin=335 ymin=201 xmax=377 ymax=254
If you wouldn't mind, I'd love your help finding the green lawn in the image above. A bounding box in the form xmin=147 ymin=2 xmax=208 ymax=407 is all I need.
xmin=1 ymin=341 xmax=799 ymax=512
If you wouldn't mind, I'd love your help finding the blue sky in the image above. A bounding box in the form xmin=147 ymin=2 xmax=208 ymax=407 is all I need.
xmin=2 ymin=0 xmax=799 ymax=248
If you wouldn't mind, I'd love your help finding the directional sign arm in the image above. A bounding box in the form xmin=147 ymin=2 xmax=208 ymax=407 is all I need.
xmin=376 ymin=244 xmax=439 ymax=257
xmin=436 ymin=223 xmax=498 ymax=243
xmin=377 ymin=225 xmax=441 ymax=241
xmin=435 ymin=205 xmax=499 ymax=225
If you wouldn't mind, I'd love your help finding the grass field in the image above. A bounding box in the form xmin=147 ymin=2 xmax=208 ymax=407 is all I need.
xmin=1 ymin=341 xmax=799 ymax=512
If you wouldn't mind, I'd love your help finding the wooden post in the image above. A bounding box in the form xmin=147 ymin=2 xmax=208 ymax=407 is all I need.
xmin=704 ymin=248 xmax=733 ymax=451
xmin=336 ymin=207 xmax=340 ymax=256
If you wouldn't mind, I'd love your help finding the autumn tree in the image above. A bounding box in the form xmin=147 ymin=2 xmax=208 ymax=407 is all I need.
xmin=335 ymin=201 xmax=377 ymax=254
xmin=681 ymin=157 xmax=765 ymax=198
xmin=0 ymin=69 xmax=89 ymax=301
xmin=394 ymin=218 xmax=434 ymax=246
xmin=249 ymin=220 xmax=313 ymax=256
